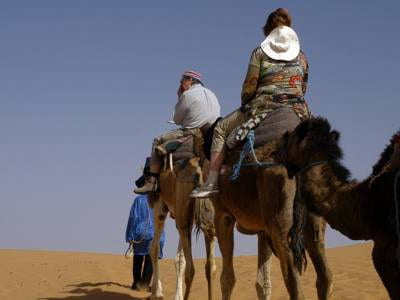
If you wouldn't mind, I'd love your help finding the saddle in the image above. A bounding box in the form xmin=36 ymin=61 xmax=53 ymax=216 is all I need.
xmin=156 ymin=128 xmax=204 ymax=164
xmin=156 ymin=107 xmax=301 ymax=171
xmin=155 ymin=130 xmax=206 ymax=184
xmin=225 ymin=106 xmax=301 ymax=166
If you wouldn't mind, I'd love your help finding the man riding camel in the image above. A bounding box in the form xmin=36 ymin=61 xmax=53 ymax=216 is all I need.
xmin=134 ymin=70 xmax=221 ymax=194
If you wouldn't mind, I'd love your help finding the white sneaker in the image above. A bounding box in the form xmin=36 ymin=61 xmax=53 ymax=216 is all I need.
xmin=190 ymin=183 xmax=219 ymax=198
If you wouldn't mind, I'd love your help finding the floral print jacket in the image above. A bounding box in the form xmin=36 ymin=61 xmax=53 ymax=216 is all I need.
xmin=241 ymin=46 xmax=310 ymax=118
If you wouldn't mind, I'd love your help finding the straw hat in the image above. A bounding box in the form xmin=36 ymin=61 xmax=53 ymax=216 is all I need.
xmin=261 ymin=25 xmax=300 ymax=61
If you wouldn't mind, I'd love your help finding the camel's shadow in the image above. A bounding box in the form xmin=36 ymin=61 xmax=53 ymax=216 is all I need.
xmin=40 ymin=281 xmax=150 ymax=300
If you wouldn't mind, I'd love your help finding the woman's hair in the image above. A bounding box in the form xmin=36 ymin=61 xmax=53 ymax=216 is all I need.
xmin=262 ymin=8 xmax=292 ymax=37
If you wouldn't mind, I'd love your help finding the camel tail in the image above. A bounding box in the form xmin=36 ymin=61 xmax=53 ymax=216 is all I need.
xmin=194 ymin=197 xmax=216 ymax=240
xmin=289 ymin=184 xmax=308 ymax=274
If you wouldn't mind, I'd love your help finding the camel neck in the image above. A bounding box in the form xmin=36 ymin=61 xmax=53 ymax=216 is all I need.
xmin=300 ymin=164 xmax=374 ymax=240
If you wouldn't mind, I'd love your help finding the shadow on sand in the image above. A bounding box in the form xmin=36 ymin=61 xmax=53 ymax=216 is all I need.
xmin=40 ymin=281 xmax=151 ymax=300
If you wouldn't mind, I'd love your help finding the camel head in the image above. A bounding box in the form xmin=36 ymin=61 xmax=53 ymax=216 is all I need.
xmin=275 ymin=117 xmax=343 ymax=174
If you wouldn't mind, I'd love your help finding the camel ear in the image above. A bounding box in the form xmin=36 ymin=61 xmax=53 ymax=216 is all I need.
xmin=330 ymin=130 xmax=340 ymax=143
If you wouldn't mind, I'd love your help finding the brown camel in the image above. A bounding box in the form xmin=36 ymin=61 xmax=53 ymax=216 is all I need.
xmin=148 ymin=136 xmax=292 ymax=300
xmin=275 ymin=117 xmax=400 ymax=299
xmin=203 ymin=142 xmax=333 ymax=300
xmin=148 ymin=156 xmax=217 ymax=300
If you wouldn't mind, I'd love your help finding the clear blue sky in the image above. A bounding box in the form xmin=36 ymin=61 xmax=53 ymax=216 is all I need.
xmin=1 ymin=1 xmax=399 ymax=258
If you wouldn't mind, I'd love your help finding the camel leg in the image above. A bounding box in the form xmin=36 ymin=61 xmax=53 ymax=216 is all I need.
xmin=204 ymin=234 xmax=217 ymax=300
xmin=150 ymin=198 xmax=169 ymax=300
xmin=304 ymin=214 xmax=333 ymax=300
xmin=174 ymin=238 xmax=186 ymax=300
xmin=271 ymin=233 xmax=304 ymax=300
xmin=372 ymin=240 xmax=400 ymax=300
xmin=255 ymin=232 xmax=273 ymax=300
xmin=258 ymin=170 xmax=304 ymax=300
xmin=271 ymin=188 xmax=305 ymax=300
xmin=215 ymin=210 xmax=236 ymax=300
xmin=176 ymin=225 xmax=195 ymax=300
xmin=175 ymin=181 xmax=196 ymax=300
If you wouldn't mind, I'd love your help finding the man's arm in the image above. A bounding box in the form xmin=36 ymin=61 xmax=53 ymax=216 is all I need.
xmin=173 ymin=94 xmax=188 ymax=125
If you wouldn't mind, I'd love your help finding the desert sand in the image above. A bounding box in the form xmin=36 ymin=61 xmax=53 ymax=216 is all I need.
xmin=0 ymin=243 xmax=389 ymax=300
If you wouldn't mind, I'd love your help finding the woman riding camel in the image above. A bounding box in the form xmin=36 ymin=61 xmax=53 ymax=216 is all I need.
xmin=191 ymin=8 xmax=310 ymax=198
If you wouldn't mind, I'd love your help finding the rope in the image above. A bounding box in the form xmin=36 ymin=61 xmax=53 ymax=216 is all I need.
xmin=297 ymin=160 xmax=328 ymax=175
xmin=394 ymin=169 xmax=400 ymax=269
xmin=230 ymin=130 xmax=256 ymax=181
xmin=124 ymin=243 xmax=134 ymax=259
xmin=230 ymin=130 xmax=278 ymax=181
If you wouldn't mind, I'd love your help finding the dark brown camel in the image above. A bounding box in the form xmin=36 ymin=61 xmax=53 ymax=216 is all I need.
xmin=208 ymin=165 xmax=333 ymax=300
xmin=275 ymin=117 xmax=400 ymax=299
xmin=194 ymin=132 xmax=333 ymax=299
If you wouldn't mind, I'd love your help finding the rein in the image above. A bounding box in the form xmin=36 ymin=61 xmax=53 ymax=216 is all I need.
xmin=296 ymin=160 xmax=329 ymax=176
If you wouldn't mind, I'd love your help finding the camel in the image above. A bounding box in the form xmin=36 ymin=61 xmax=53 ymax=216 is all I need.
xmin=275 ymin=117 xmax=400 ymax=299
xmin=149 ymin=153 xmax=291 ymax=300
xmin=148 ymin=155 xmax=217 ymax=300
xmin=204 ymin=163 xmax=333 ymax=300
xmin=148 ymin=124 xmax=333 ymax=300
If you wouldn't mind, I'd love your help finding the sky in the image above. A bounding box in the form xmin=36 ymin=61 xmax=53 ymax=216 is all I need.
xmin=1 ymin=1 xmax=399 ymax=258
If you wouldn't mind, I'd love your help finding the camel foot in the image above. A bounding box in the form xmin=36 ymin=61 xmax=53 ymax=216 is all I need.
xmin=150 ymin=279 xmax=164 ymax=300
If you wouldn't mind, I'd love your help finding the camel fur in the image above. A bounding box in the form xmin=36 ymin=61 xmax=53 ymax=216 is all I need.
xmin=202 ymin=139 xmax=333 ymax=300
xmin=275 ymin=117 xmax=400 ymax=299
xmin=148 ymin=156 xmax=217 ymax=300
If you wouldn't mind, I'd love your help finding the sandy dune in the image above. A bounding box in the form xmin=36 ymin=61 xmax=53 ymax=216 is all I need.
xmin=0 ymin=243 xmax=389 ymax=300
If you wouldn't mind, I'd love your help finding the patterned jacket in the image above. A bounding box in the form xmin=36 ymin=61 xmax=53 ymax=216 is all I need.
xmin=241 ymin=46 xmax=310 ymax=118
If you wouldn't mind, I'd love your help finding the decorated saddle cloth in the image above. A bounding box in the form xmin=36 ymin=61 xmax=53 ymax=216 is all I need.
xmin=253 ymin=106 xmax=301 ymax=148
xmin=158 ymin=135 xmax=195 ymax=162
xmin=225 ymin=106 xmax=301 ymax=176
xmin=227 ymin=106 xmax=301 ymax=150
xmin=156 ymin=132 xmax=205 ymax=184
xmin=156 ymin=129 xmax=204 ymax=163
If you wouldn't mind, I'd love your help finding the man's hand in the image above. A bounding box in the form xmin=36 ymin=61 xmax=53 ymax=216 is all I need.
xmin=177 ymin=86 xmax=184 ymax=97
